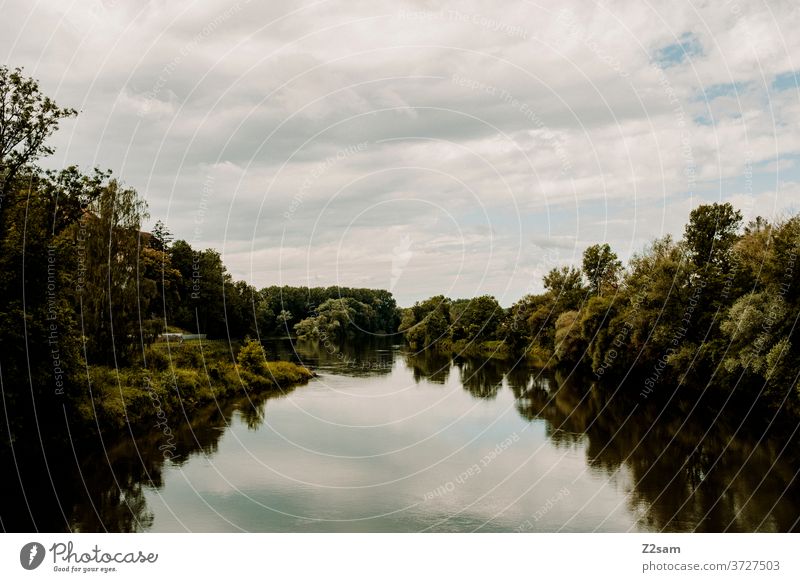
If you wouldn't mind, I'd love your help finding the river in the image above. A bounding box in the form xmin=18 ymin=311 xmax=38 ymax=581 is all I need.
xmin=3 ymin=339 xmax=798 ymax=532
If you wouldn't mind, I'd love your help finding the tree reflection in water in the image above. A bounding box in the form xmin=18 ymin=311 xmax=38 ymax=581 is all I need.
xmin=454 ymin=357 xmax=506 ymax=399
xmin=403 ymin=349 xmax=452 ymax=384
xmin=506 ymin=368 xmax=800 ymax=532
xmin=2 ymin=341 xmax=798 ymax=532
xmin=0 ymin=388 xmax=295 ymax=532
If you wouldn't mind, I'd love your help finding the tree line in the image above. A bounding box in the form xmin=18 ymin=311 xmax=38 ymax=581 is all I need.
xmin=2 ymin=63 xmax=798 ymax=437
xmin=0 ymin=66 xmax=387 ymax=438
xmin=153 ymin=240 xmax=400 ymax=341
xmin=400 ymin=203 xmax=800 ymax=410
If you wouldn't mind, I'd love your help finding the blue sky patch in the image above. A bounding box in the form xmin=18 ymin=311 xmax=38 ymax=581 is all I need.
xmin=772 ymin=70 xmax=799 ymax=92
xmin=694 ymin=81 xmax=749 ymax=102
xmin=653 ymin=32 xmax=703 ymax=68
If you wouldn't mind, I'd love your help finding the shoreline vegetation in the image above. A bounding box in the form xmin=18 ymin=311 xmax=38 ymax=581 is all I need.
xmin=82 ymin=338 xmax=314 ymax=436
xmin=399 ymin=206 xmax=800 ymax=416
xmin=2 ymin=66 xmax=799 ymax=449
xmin=0 ymin=66 xmax=322 ymax=442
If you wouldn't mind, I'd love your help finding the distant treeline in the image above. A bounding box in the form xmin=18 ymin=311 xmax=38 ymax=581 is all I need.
xmin=2 ymin=63 xmax=799 ymax=443
xmin=160 ymin=241 xmax=401 ymax=341
xmin=401 ymin=204 xmax=800 ymax=411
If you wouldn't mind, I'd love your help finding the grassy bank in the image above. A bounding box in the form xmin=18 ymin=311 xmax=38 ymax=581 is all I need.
xmin=78 ymin=339 xmax=314 ymax=433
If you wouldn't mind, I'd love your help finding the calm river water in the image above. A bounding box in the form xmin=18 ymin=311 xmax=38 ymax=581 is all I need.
xmin=147 ymin=340 xmax=800 ymax=532
xmin=4 ymin=339 xmax=799 ymax=532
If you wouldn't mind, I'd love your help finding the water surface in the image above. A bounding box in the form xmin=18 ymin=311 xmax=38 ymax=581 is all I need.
xmin=3 ymin=339 xmax=798 ymax=532
xmin=144 ymin=340 xmax=800 ymax=532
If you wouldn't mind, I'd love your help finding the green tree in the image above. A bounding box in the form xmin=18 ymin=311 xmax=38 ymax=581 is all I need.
xmin=294 ymin=297 xmax=373 ymax=341
xmin=684 ymin=202 xmax=742 ymax=269
xmin=720 ymin=292 xmax=788 ymax=375
xmin=554 ymin=310 xmax=583 ymax=363
xmin=0 ymin=69 xmax=98 ymax=439
xmin=193 ymin=249 xmax=230 ymax=337
xmin=277 ymin=309 xmax=293 ymax=326
xmin=237 ymin=337 xmax=269 ymax=376
xmin=612 ymin=235 xmax=694 ymax=374
xmin=501 ymin=293 xmax=553 ymax=357
xmin=80 ymin=179 xmax=149 ymax=364
xmin=166 ymin=239 xmax=196 ymax=328
xmin=578 ymin=294 xmax=618 ymax=373
xmin=423 ymin=308 xmax=451 ymax=346
xmin=224 ymin=279 xmax=258 ymax=339
xmin=165 ymin=244 xmax=231 ymax=337
xmin=450 ymin=295 xmax=502 ymax=343
xmin=398 ymin=295 xmax=451 ymax=349
xmin=582 ymin=243 xmax=622 ymax=296
xmin=150 ymin=219 xmax=173 ymax=252
xmin=543 ymin=265 xmax=585 ymax=310
xmin=0 ymin=66 xmax=76 ymax=199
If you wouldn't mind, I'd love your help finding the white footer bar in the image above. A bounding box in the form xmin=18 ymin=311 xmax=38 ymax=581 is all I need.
xmin=1 ymin=533 xmax=796 ymax=581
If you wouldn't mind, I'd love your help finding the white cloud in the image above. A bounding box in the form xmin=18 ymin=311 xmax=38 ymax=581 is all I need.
xmin=3 ymin=0 xmax=800 ymax=305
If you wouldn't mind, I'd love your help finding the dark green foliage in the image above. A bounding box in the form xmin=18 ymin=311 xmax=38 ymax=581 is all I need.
xmin=3 ymin=62 xmax=800 ymax=445
xmin=400 ymin=205 xmax=800 ymax=412
xmin=261 ymin=285 xmax=400 ymax=338
xmin=0 ymin=67 xmax=317 ymax=442
xmin=582 ymin=243 xmax=622 ymax=296
xmin=80 ymin=179 xmax=149 ymax=364
xmin=0 ymin=66 xmax=77 ymax=197
xmin=450 ymin=296 xmax=501 ymax=342
xmin=684 ymin=202 xmax=742 ymax=269
xmin=236 ymin=337 xmax=313 ymax=390
xmin=294 ymin=297 xmax=372 ymax=340
xmin=543 ymin=265 xmax=586 ymax=310
xmin=82 ymin=341 xmax=312 ymax=431
xmin=399 ymin=295 xmax=449 ymax=347
xmin=398 ymin=294 xmax=507 ymax=358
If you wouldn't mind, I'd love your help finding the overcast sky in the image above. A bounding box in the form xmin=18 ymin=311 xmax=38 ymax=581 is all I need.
xmin=3 ymin=0 xmax=799 ymax=306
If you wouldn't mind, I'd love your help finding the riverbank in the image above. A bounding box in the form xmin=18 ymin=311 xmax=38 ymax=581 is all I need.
xmin=78 ymin=339 xmax=314 ymax=434
xmin=434 ymin=339 xmax=514 ymax=360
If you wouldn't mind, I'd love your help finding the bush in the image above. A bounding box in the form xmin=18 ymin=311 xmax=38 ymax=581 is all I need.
xmin=265 ymin=361 xmax=314 ymax=386
xmin=237 ymin=338 xmax=269 ymax=376
xmin=143 ymin=345 xmax=171 ymax=370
